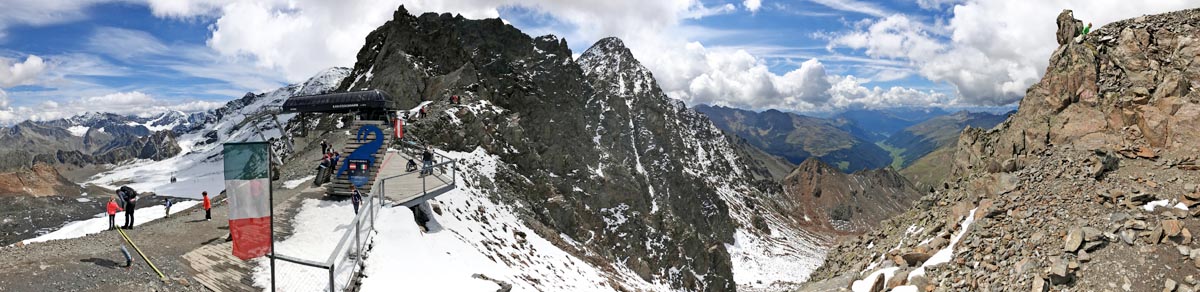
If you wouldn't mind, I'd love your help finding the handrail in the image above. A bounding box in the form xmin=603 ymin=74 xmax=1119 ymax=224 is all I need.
xmin=271 ymin=253 xmax=329 ymax=269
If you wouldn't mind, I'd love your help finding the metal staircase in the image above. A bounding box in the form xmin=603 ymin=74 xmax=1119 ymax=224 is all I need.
xmin=327 ymin=119 xmax=392 ymax=196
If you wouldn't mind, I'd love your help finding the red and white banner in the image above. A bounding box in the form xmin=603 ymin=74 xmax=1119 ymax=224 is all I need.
xmin=223 ymin=143 xmax=272 ymax=260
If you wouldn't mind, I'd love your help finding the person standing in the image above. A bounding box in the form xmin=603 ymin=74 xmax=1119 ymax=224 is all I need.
xmin=202 ymin=191 xmax=212 ymax=221
xmin=350 ymin=185 xmax=363 ymax=215
xmin=122 ymin=187 xmax=138 ymax=229
xmin=163 ymin=198 xmax=173 ymax=218
xmin=320 ymin=140 xmax=329 ymax=155
xmin=421 ymin=146 xmax=434 ymax=176
xmin=106 ymin=196 xmax=123 ymax=230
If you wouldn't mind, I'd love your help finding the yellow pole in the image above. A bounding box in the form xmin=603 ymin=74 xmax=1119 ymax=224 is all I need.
xmin=117 ymin=228 xmax=166 ymax=279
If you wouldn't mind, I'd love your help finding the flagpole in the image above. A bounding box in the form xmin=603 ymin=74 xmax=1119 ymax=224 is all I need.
xmin=269 ymin=143 xmax=276 ymax=292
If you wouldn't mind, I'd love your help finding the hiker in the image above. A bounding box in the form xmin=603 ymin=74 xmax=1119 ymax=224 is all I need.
xmin=1081 ymin=22 xmax=1092 ymax=35
xmin=163 ymin=198 xmax=173 ymax=218
xmin=121 ymin=186 xmax=138 ymax=229
xmin=321 ymin=140 xmax=329 ymax=155
xmin=107 ymin=196 xmax=123 ymax=230
xmin=419 ymin=106 xmax=427 ymax=119
xmin=451 ymin=95 xmax=459 ymax=104
xmin=119 ymin=241 xmax=133 ymax=268
xmin=202 ymin=191 xmax=212 ymax=221
xmin=350 ymin=185 xmax=363 ymax=215
xmin=421 ymin=146 xmax=434 ymax=176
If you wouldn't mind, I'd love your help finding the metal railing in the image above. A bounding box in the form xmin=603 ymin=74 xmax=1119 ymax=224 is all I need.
xmin=379 ymin=150 xmax=457 ymax=208
xmin=271 ymin=177 xmax=385 ymax=292
xmin=268 ymin=149 xmax=455 ymax=291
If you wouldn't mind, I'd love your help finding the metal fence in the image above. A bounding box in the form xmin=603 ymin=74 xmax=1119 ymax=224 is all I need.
xmin=379 ymin=151 xmax=457 ymax=208
xmin=268 ymin=149 xmax=455 ymax=292
xmin=270 ymin=180 xmax=384 ymax=292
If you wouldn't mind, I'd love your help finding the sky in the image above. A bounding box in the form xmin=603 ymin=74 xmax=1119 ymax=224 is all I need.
xmin=0 ymin=0 xmax=1196 ymax=124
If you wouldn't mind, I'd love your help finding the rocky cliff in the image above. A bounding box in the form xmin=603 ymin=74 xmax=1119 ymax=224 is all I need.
xmin=807 ymin=8 xmax=1200 ymax=291
xmin=780 ymin=158 xmax=921 ymax=234
xmin=336 ymin=7 xmax=838 ymax=290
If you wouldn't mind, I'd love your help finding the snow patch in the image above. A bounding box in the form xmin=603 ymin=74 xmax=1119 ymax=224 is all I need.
xmin=283 ymin=175 xmax=315 ymax=190
xmin=67 ymin=126 xmax=89 ymax=137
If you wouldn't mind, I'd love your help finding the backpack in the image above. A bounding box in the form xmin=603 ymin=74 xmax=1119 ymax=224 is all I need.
xmin=119 ymin=186 xmax=138 ymax=204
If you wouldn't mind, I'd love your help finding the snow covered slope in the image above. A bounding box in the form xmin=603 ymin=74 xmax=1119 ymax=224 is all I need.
xmin=85 ymin=67 xmax=349 ymax=200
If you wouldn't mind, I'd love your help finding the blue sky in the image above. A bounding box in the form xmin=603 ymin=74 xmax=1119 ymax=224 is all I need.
xmin=0 ymin=0 xmax=1194 ymax=123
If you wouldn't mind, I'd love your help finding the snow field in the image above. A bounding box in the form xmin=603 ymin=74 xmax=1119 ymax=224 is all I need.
xmin=20 ymin=200 xmax=202 ymax=245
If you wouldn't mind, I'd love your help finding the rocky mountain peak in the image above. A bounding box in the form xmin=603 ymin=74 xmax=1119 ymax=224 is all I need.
xmin=578 ymin=37 xmax=659 ymax=97
xmin=780 ymin=157 xmax=920 ymax=234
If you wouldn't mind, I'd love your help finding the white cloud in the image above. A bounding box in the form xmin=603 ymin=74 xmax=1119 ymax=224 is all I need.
xmin=744 ymin=0 xmax=762 ymax=13
xmin=0 ymin=55 xmax=47 ymax=87
xmin=87 ymin=27 xmax=169 ymax=60
xmin=826 ymin=0 xmax=1198 ymax=105
xmin=0 ymin=88 xmax=8 ymax=107
xmin=0 ymin=90 xmax=225 ymax=124
xmin=809 ymin=0 xmax=890 ymax=17
xmin=915 ymin=0 xmax=963 ymax=10
xmin=828 ymin=75 xmax=950 ymax=108
xmin=0 ymin=0 xmax=113 ymax=40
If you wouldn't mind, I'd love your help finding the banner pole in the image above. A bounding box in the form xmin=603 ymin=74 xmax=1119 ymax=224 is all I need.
xmin=269 ymin=143 xmax=276 ymax=292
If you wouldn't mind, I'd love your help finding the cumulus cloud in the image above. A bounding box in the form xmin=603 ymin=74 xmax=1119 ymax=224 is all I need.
xmin=826 ymin=0 xmax=1198 ymax=105
xmin=0 ymin=91 xmax=225 ymax=124
xmin=148 ymin=0 xmax=510 ymax=82
xmin=744 ymin=0 xmax=762 ymax=12
xmin=0 ymin=55 xmax=47 ymax=87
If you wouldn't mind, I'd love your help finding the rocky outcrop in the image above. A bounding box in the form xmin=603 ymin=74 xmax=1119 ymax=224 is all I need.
xmin=0 ymin=163 xmax=81 ymax=197
xmin=780 ymin=158 xmax=922 ymax=234
xmin=809 ymin=8 xmax=1200 ymax=291
xmin=954 ymin=8 xmax=1200 ymax=177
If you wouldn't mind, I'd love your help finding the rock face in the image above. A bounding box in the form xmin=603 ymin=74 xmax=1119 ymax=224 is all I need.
xmin=337 ymin=7 xmax=837 ymax=290
xmin=695 ymin=104 xmax=893 ymax=172
xmin=780 ymin=158 xmax=922 ymax=233
xmin=0 ymin=163 xmax=81 ymax=197
xmin=954 ymin=8 xmax=1200 ymax=176
xmin=808 ymin=8 xmax=1200 ymax=291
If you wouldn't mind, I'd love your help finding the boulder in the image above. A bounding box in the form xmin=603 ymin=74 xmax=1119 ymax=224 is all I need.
xmin=1082 ymin=226 xmax=1104 ymax=241
xmin=1056 ymin=10 xmax=1083 ymax=45
xmin=887 ymin=269 xmax=909 ymax=289
xmin=1064 ymin=227 xmax=1084 ymax=252
xmin=869 ymin=272 xmax=886 ymax=292
xmin=901 ymin=252 xmax=933 ymax=267
xmin=1049 ymin=259 xmax=1073 ymax=285
xmin=1033 ymin=277 xmax=1049 ymax=292
xmin=1164 ymin=220 xmax=1184 ymax=237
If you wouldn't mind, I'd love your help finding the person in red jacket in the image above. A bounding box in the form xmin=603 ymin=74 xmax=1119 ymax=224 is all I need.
xmin=202 ymin=191 xmax=212 ymax=221
xmin=107 ymin=196 xmax=123 ymax=230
